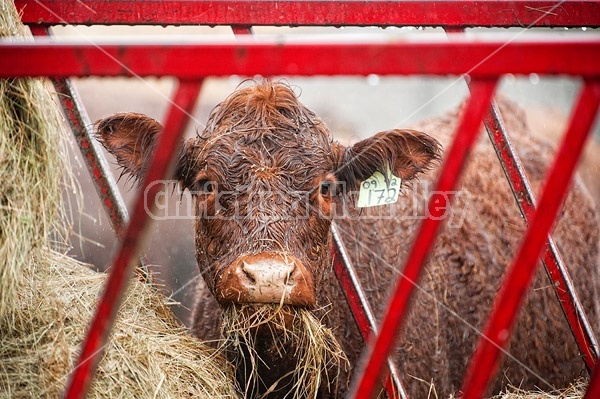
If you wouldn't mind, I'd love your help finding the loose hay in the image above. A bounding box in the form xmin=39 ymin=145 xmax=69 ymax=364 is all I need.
xmin=0 ymin=2 xmax=238 ymax=398
xmin=0 ymin=251 xmax=239 ymax=399
xmin=222 ymin=305 xmax=349 ymax=399
xmin=488 ymin=380 xmax=587 ymax=399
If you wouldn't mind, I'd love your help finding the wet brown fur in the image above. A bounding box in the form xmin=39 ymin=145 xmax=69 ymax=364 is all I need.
xmin=325 ymin=100 xmax=599 ymax=398
xmin=95 ymin=81 xmax=598 ymax=398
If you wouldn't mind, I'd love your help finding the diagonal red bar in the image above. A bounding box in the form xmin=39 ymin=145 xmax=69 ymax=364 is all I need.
xmin=459 ymin=81 xmax=600 ymax=399
xmin=482 ymin=102 xmax=599 ymax=372
xmin=447 ymin=23 xmax=598 ymax=372
xmin=348 ymin=78 xmax=498 ymax=399
xmin=331 ymin=223 xmax=407 ymax=399
xmin=63 ymin=79 xmax=202 ymax=399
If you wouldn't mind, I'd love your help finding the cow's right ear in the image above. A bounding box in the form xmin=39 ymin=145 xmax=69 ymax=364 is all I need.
xmin=95 ymin=113 xmax=195 ymax=187
xmin=331 ymin=129 xmax=441 ymax=192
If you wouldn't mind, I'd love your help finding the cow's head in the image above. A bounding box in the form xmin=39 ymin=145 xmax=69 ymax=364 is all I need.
xmin=96 ymin=81 xmax=440 ymax=396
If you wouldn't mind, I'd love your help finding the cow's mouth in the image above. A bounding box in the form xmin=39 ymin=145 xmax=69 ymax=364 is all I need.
xmin=221 ymin=303 xmax=348 ymax=399
xmin=216 ymin=252 xmax=316 ymax=307
xmin=227 ymin=303 xmax=297 ymax=332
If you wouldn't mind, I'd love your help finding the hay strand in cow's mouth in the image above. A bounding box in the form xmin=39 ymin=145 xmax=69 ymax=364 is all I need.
xmin=221 ymin=304 xmax=349 ymax=399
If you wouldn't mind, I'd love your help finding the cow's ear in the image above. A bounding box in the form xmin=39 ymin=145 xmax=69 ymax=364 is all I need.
xmin=332 ymin=129 xmax=441 ymax=191
xmin=95 ymin=113 xmax=162 ymax=183
xmin=95 ymin=113 xmax=195 ymax=186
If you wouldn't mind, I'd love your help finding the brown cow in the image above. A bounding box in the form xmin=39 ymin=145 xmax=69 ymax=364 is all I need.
xmin=96 ymin=81 xmax=598 ymax=398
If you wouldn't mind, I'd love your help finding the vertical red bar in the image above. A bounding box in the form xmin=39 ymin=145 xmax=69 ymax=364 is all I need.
xmin=348 ymin=78 xmax=498 ymax=399
xmin=63 ymin=79 xmax=202 ymax=399
xmin=232 ymin=25 xmax=254 ymax=35
xmin=460 ymin=81 xmax=600 ymax=399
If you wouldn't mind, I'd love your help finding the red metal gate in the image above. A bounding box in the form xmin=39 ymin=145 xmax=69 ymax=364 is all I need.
xmin=5 ymin=1 xmax=600 ymax=398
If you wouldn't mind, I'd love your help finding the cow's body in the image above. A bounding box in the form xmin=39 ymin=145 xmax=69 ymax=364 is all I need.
xmin=97 ymin=82 xmax=598 ymax=399
xmin=326 ymin=103 xmax=599 ymax=397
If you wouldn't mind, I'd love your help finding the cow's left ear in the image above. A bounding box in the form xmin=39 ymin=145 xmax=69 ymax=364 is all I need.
xmin=95 ymin=112 xmax=197 ymax=188
xmin=331 ymin=129 xmax=441 ymax=191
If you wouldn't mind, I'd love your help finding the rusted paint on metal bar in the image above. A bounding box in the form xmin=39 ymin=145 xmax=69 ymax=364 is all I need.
xmin=15 ymin=0 xmax=600 ymax=28
xmin=348 ymin=78 xmax=498 ymax=399
xmin=29 ymin=25 xmax=152 ymax=283
xmin=482 ymin=101 xmax=599 ymax=372
xmin=459 ymin=81 xmax=600 ymax=399
xmin=331 ymin=223 xmax=407 ymax=399
xmin=2 ymin=39 xmax=600 ymax=79
xmin=63 ymin=79 xmax=202 ymax=399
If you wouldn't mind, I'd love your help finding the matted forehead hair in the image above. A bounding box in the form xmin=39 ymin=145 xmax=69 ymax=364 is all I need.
xmin=200 ymin=80 xmax=332 ymax=145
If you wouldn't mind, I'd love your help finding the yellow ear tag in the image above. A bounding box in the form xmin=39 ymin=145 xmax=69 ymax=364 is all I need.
xmin=357 ymin=167 xmax=402 ymax=208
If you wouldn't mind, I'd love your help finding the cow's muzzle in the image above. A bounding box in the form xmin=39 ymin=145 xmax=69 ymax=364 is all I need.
xmin=216 ymin=252 xmax=316 ymax=307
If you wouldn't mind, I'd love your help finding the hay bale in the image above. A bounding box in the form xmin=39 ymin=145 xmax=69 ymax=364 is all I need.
xmin=0 ymin=0 xmax=67 ymax=319
xmin=0 ymin=2 xmax=239 ymax=398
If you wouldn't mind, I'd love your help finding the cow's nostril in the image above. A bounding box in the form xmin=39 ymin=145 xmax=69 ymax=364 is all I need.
xmin=241 ymin=262 xmax=257 ymax=285
xmin=284 ymin=263 xmax=295 ymax=285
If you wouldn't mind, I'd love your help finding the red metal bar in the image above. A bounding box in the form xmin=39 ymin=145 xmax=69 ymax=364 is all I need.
xmin=15 ymin=0 xmax=600 ymax=28
xmin=584 ymin=363 xmax=600 ymax=399
xmin=50 ymin=77 xmax=130 ymax=236
xmin=348 ymin=78 xmax=498 ymax=399
xmin=459 ymin=81 xmax=600 ymax=399
xmin=482 ymin=102 xmax=599 ymax=371
xmin=331 ymin=223 xmax=406 ymax=399
xmin=63 ymin=79 xmax=202 ymax=399
xmin=2 ymin=38 xmax=600 ymax=79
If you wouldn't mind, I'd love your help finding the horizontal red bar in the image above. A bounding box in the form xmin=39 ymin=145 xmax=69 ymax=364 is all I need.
xmin=15 ymin=0 xmax=600 ymax=28
xmin=2 ymin=38 xmax=600 ymax=78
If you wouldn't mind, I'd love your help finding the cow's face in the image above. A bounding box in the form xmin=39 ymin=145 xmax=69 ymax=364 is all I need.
xmin=96 ymin=81 xmax=440 ymax=313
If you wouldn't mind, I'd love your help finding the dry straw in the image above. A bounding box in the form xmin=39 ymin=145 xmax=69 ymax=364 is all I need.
xmin=488 ymin=380 xmax=587 ymax=399
xmin=0 ymin=0 xmax=67 ymax=320
xmin=221 ymin=304 xmax=349 ymax=399
xmin=0 ymin=2 xmax=238 ymax=398
xmin=0 ymin=251 xmax=239 ymax=399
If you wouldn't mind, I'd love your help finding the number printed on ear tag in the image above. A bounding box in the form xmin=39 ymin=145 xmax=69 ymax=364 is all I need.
xmin=357 ymin=168 xmax=402 ymax=208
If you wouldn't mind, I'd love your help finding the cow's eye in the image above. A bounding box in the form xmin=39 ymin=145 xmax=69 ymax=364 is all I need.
xmin=320 ymin=181 xmax=335 ymax=197
xmin=202 ymin=180 xmax=215 ymax=193
xmin=193 ymin=179 xmax=215 ymax=194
